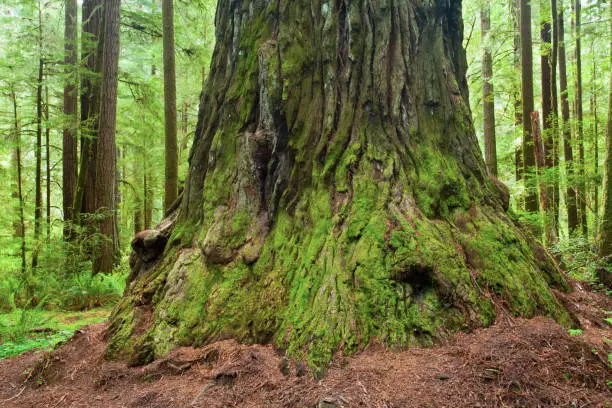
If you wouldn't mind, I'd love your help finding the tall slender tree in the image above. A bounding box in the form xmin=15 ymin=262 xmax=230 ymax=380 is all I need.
xmin=32 ymin=1 xmax=44 ymax=269
xmin=572 ymin=0 xmax=587 ymax=236
xmin=163 ymin=0 xmax=178 ymax=212
xmin=94 ymin=0 xmax=121 ymax=275
xmin=592 ymin=49 xmax=600 ymax=237
xmin=512 ymin=0 xmax=523 ymax=186
xmin=10 ymin=89 xmax=26 ymax=276
xmin=598 ymin=0 xmax=612 ymax=258
xmin=45 ymin=69 xmax=51 ymax=241
xmin=481 ymin=6 xmax=497 ymax=178
xmin=63 ymin=0 xmax=78 ymax=237
xmin=551 ymin=0 xmax=560 ymax=236
xmin=521 ymin=0 xmax=539 ymax=214
xmin=559 ymin=0 xmax=579 ymax=234
xmin=540 ymin=0 xmax=556 ymax=241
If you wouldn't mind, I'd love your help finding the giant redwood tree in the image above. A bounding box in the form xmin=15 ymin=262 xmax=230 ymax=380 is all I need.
xmin=108 ymin=0 xmax=571 ymax=371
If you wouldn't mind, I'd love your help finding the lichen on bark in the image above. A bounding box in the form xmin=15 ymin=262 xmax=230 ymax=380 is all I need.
xmin=107 ymin=0 xmax=572 ymax=372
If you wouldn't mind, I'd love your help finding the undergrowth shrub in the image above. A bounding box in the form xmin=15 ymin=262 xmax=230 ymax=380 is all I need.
xmin=551 ymin=237 xmax=610 ymax=288
xmin=0 ymin=300 xmax=49 ymax=343
xmin=62 ymin=272 xmax=127 ymax=311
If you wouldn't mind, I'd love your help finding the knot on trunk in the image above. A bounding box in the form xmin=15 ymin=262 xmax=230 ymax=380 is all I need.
xmin=132 ymin=230 xmax=168 ymax=264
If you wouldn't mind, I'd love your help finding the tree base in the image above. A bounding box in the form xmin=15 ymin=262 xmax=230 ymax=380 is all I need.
xmin=108 ymin=195 xmax=571 ymax=372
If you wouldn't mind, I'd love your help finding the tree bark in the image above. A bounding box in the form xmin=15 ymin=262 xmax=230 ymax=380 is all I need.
xmin=591 ymin=53 xmax=599 ymax=238
xmin=520 ymin=0 xmax=539 ymax=214
xmin=558 ymin=0 xmax=579 ymax=235
xmin=512 ymin=0 xmax=524 ymax=186
xmin=550 ymin=0 xmax=560 ymax=237
xmin=481 ymin=7 xmax=497 ymax=178
xmin=572 ymin=0 xmax=587 ymax=237
xmin=540 ymin=0 xmax=556 ymax=241
xmin=74 ymin=0 xmax=103 ymax=222
xmin=108 ymin=0 xmax=571 ymax=370
xmin=532 ymin=112 xmax=556 ymax=244
xmin=45 ymin=69 xmax=51 ymax=241
xmin=93 ymin=0 xmax=121 ymax=275
xmin=33 ymin=1 xmax=44 ymax=269
xmin=63 ymin=0 xmax=78 ymax=238
xmin=163 ymin=0 xmax=179 ymax=213
xmin=598 ymin=1 xmax=612 ymax=257
xmin=10 ymin=90 xmax=27 ymax=276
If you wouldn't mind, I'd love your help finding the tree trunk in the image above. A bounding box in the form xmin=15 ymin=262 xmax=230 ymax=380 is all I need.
xmin=481 ymin=7 xmax=497 ymax=178
xmin=10 ymin=90 xmax=27 ymax=276
xmin=598 ymin=1 xmax=612 ymax=258
xmin=591 ymin=54 xmax=599 ymax=238
xmin=550 ymin=0 xmax=560 ymax=237
xmin=144 ymin=172 xmax=153 ymax=230
xmin=512 ymin=0 xmax=523 ymax=186
xmin=520 ymin=0 xmax=539 ymax=214
xmin=93 ymin=0 xmax=121 ymax=275
xmin=108 ymin=0 xmax=571 ymax=371
xmin=572 ymin=0 xmax=587 ymax=237
xmin=45 ymin=69 xmax=51 ymax=241
xmin=532 ymin=112 xmax=556 ymax=244
xmin=163 ymin=0 xmax=179 ymax=213
xmin=74 ymin=0 xmax=103 ymax=222
xmin=540 ymin=0 xmax=556 ymax=241
xmin=63 ymin=0 xmax=78 ymax=238
xmin=33 ymin=2 xmax=44 ymax=269
xmin=558 ymin=0 xmax=578 ymax=235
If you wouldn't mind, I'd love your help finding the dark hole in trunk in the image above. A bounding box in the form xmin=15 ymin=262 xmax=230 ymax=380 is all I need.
xmin=393 ymin=264 xmax=434 ymax=297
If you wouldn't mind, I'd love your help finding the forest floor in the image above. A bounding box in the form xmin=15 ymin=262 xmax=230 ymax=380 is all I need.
xmin=0 ymin=282 xmax=610 ymax=408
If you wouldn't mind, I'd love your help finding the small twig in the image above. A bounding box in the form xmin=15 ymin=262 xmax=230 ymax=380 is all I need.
xmin=51 ymin=394 xmax=67 ymax=408
xmin=1 ymin=386 xmax=26 ymax=403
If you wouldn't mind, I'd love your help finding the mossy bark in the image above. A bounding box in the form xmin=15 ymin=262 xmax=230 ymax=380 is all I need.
xmin=108 ymin=0 xmax=571 ymax=373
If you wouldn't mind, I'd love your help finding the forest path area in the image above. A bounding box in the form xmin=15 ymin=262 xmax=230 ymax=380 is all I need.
xmin=0 ymin=284 xmax=610 ymax=408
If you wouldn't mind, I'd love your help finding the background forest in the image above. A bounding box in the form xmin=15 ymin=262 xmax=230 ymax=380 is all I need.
xmin=0 ymin=0 xmax=610 ymax=359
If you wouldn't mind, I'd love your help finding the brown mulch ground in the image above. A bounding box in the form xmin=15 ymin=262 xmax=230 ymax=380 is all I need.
xmin=0 ymin=283 xmax=610 ymax=408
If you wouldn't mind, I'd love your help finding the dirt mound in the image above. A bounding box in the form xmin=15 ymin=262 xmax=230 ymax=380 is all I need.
xmin=0 ymin=290 xmax=610 ymax=407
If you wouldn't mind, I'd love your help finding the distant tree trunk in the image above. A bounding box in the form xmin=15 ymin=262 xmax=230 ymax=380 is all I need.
xmin=74 ymin=0 xmax=103 ymax=222
xmin=592 ymin=52 xmax=600 ymax=238
xmin=33 ymin=2 xmax=44 ymax=269
xmin=598 ymin=1 xmax=612 ymax=258
xmin=558 ymin=0 xmax=578 ymax=235
xmin=572 ymin=0 xmax=587 ymax=237
xmin=144 ymin=172 xmax=153 ymax=230
xmin=93 ymin=0 xmax=121 ymax=275
xmin=45 ymin=69 xmax=51 ymax=241
xmin=63 ymin=0 xmax=78 ymax=238
xmin=521 ymin=0 xmax=539 ymax=214
xmin=533 ymin=112 xmax=556 ymax=244
xmin=512 ymin=0 xmax=523 ymax=185
xmin=481 ymin=7 xmax=497 ymax=178
xmin=108 ymin=0 xmax=571 ymax=369
xmin=10 ymin=90 xmax=27 ymax=276
xmin=179 ymin=102 xmax=190 ymax=159
xmin=540 ymin=0 xmax=556 ymax=241
xmin=550 ymin=0 xmax=560 ymax=237
xmin=163 ymin=0 xmax=178 ymax=212
xmin=133 ymin=157 xmax=143 ymax=235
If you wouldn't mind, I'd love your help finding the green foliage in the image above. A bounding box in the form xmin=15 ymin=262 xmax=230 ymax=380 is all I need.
xmin=568 ymin=328 xmax=584 ymax=336
xmin=0 ymin=308 xmax=110 ymax=360
xmin=551 ymin=237 xmax=610 ymax=286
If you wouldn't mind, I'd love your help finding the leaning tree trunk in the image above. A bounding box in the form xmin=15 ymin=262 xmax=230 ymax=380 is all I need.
xmin=108 ymin=0 xmax=571 ymax=372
